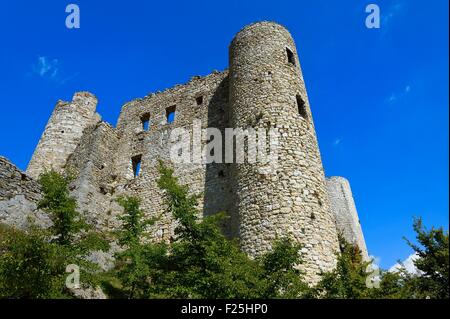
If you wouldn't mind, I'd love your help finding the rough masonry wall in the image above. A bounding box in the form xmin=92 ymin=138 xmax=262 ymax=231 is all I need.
xmin=0 ymin=21 xmax=371 ymax=287
xmin=326 ymin=176 xmax=369 ymax=260
xmin=113 ymin=71 xmax=234 ymax=240
xmin=27 ymin=92 xmax=101 ymax=179
xmin=0 ymin=155 xmax=113 ymax=298
xmin=228 ymin=22 xmax=339 ymax=284
xmin=65 ymin=122 xmax=121 ymax=231
xmin=0 ymin=156 xmax=50 ymax=229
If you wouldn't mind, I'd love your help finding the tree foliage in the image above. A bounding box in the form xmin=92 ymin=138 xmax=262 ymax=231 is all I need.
xmin=109 ymin=196 xmax=158 ymax=299
xmin=314 ymin=218 xmax=449 ymax=299
xmin=404 ymin=218 xmax=449 ymax=299
xmin=108 ymin=162 xmax=310 ymax=299
xmin=313 ymin=235 xmax=372 ymax=298
xmin=0 ymin=170 xmax=108 ymax=299
xmin=0 ymin=167 xmax=448 ymax=299
xmin=0 ymin=223 xmax=66 ymax=298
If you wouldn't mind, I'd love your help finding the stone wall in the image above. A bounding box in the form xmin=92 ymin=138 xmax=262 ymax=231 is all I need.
xmin=113 ymin=71 xmax=234 ymax=240
xmin=228 ymin=22 xmax=339 ymax=284
xmin=0 ymin=156 xmax=50 ymax=229
xmin=326 ymin=176 xmax=369 ymax=260
xmin=0 ymin=21 xmax=370 ymax=286
xmin=27 ymin=92 xmax=101 ymax=179
xmin=65 ymin=121 xmax=121 ymax=231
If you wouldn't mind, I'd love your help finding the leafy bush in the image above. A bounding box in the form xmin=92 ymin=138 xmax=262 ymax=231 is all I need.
xmin=0 ymin=170 xmax=108 ymax=298
xmin=108 ymin=162 xmax=310 ymax=299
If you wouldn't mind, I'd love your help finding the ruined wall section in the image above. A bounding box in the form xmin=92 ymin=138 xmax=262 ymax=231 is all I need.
xmin=0 ymin=22 xmax=375 ymax=288
xmin=0 ymin=156 xmax=40 ymax=202
xmin=0 ymin=156 xmax=50 ymax=229
xmin=114 ymin=71 xmax=233 ymax=240
xmin=27 ymin=92 xmax=101 ymax=179
xmin=326 ymin=176 xmax=369 ymax=260
xmin=228 ymin=22 xmax=339 ymax=284
xmin=65 ymin=122 xmax=121 ymax=231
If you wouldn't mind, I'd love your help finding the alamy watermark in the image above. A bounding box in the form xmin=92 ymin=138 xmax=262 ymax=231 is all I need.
xmin=65 ymin=4 xmax=80 ymax=29
xmin=365 ymin=261 xmax=381 ymax=289
xmin=365 ymin=4 xmax=381 ymax=29
xmin=168 ymin=120 xmax=280 ymax=173
xmin=65 ymin=264 xmax=80 ymax=289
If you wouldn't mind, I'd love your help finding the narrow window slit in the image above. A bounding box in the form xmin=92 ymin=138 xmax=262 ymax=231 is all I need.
xmin=141 ymin=113 xmax=150 ymax=131
xmin=286 ymin=48 xmax=296 ymax=65
xmin=166 ymin=105 xmax=176 ymax=124
xmin=296 ymin=95 xmax=308 ymax=120
xmin=132 ymin=155 xmax=142 ymax=177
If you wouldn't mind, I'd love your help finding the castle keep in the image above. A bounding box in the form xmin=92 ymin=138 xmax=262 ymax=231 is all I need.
xmin=0 ymin=22 xmax=368 ymax=284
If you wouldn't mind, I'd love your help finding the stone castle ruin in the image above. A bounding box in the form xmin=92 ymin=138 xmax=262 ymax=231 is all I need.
xmin=0 ymin=22 xmax=368 ymax=284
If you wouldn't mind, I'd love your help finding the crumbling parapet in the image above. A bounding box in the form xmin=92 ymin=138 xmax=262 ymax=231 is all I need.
xmin=26 ymin=92 xmax=101 ymax=179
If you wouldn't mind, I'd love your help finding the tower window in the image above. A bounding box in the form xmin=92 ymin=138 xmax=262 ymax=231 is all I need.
xmin=141 ymin=113 xmax=150 ymax=131
xmin=296 ymin=95 xmax=308 ymax=120
xmin=132 ymin=155 xmax=142 ymax=177
xmin=286 ymin=48 xmax=296 ymax=65
xmin=196 ymin=96 xmax=203 ymax=106
xmin=166 ymin=105 xmax=176 ymax=124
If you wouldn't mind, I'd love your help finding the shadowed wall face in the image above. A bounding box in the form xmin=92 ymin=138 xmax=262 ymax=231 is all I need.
xmin=111 ymin=71 xmax=233 ymax=241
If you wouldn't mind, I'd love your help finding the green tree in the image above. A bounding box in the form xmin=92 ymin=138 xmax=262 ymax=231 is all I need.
xmin=367 ymin=269 xmax=416 ymax=299
xmin=111 ymin=196 xmax=158 ymax=299
xmin=0 ymin=224 xmax=65 ymax=298
xmin=150 ymin=162 xmax=263 ymax=298
xmin=315 ymin=218 xmax=449 ymax=299
xmin=0 ymin=170 xmax=108 ymax=299
xmin=38 ymin=171 xmax=86 ymax=245
xmin=314 ymin=235 xmax=372 ymax=299
xmin=404 ymin=217 xmax=449 ymax=299
xmin=109 ymin=162 xmax=310 ymax=299
xmin=259 ymin=237 xmax=310 ymax=298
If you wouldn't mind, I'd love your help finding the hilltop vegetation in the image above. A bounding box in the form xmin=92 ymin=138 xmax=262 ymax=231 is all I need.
xmin=0 ymin=164 xmax=448 ymax=299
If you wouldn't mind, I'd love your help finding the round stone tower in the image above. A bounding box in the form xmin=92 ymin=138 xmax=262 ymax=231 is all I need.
xmin=229 ymin=21 xmax=339 ymax=283
xmin=27 ymin=92 xmax=99 ymax=179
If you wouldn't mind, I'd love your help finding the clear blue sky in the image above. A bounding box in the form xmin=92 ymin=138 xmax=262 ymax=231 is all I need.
xmin=0 ymin=0 xmax=448 ymax=269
